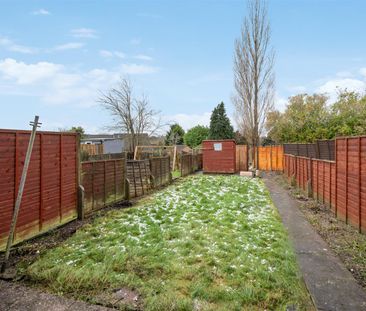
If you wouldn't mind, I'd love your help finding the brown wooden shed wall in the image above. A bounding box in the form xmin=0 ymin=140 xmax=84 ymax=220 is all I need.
xmin=202 ymin=140 xmax=236 ymax=174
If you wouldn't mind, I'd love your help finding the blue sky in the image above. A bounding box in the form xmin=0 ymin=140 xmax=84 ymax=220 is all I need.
xmin=1 ymin=0 xmax=366 ymax=133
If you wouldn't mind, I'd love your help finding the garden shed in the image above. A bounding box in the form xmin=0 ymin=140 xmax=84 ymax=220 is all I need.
xmin=202 ymin=139 xmax=236 ymax=173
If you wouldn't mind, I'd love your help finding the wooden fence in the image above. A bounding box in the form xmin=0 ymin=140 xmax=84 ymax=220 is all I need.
xmin=81 ymin=159 xmax=126 ymax=215
xmin=284 ymin=140 xmax=335 ymax=161
xmin=284 ymin=136 xmax=366 ymax=232
xmin=181 ymin=154 xmax=203 ymax=177
xmin=0 ymin=129 xmax=198 ymax=251
xmin=150 ymin=156 xmax=171 ymax=188
xmin=0 ymin=130 xmax=78 ymax=251
xmin=81 ymin=144 xmax=104 ymax=156
xmin=87 ymin=153 xmax=125 ymax=162
xmin=256 ymin=145 xmax=284 ymax=171
xmin=236 ymin=145 xmax=248 ymax=171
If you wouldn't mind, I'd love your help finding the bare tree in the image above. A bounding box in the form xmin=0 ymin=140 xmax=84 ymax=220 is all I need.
xmin=233 ymin=0 xmax=275 ymax=168
xmin=99 ymin=77 xmax=162 ymax=151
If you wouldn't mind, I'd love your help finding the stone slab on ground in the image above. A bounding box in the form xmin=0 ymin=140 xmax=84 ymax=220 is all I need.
xmin=0 ymin=280 xmax=113 ymax=311
xmin=239 ymin=171 xmax=253 ymax=177
xmin=264 ymin=175 xmax=366 ymax=311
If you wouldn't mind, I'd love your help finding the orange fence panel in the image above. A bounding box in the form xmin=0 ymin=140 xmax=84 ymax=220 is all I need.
xmin=257 ymin=145 xmax=283 ymax=171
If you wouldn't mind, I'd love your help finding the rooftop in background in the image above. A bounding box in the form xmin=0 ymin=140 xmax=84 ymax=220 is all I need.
xmin=82 ymin=133 xmax=149 ymax=142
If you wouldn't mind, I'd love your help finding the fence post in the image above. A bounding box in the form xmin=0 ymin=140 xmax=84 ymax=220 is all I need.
xmin=307 ymin=157 xmax=313 ymax=198
xmin=335 ymin=139 xmax=338 ymax=217
xmin=125 ymin=178 xmax=130 ymax=200
xmin=180 ymin=155 xmax=183 ymax=177
xmin=77 ymin=185 xmax=85 ymax=220
xmin=315 ymin=141 xmax=320 ymax=159
xmin=104 ymin=161 xmax=107 ymax=205
xmin=168 ymin=156 xmax=173 ymax=183
xmin=358 ymin=137 xmax=362 ymax=232
xmin=345 ymin=138 xmax=348 ymax=224
xmin=291 ymin=156 xmax=297 ymax=186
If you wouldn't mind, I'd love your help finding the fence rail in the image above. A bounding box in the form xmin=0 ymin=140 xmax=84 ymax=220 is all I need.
xmin=284 ymin=136 xmax=366 ymax=232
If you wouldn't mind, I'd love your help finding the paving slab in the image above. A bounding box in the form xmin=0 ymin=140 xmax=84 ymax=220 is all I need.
xmin=264 ymin=175 xmax=366 ymax=311
xmin=0 ymin=280 xmax=113 ymax=311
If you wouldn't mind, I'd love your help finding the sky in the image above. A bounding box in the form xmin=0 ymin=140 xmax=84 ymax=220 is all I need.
xmin=0 ymin=0 xmax=366 ymax=134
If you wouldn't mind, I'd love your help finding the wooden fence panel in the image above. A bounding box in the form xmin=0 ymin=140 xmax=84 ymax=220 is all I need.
xmin=236 ymin=145 xmax=248 ymax=171
xmin=257 ymin=145 xmax=283 ymax=171
xmin=81 ymin=159 xmax=126 ymax=215
xmin=0 ymin=130 xmax=78 ymax=251
xmin=150 ymin=156 xmax=171 ymax=187
xmin=127 ymin=160 xmax=151 ymax=198
xmin=180 ymin=154 xmax=202 ymax=177
xmin=181 ymin=154 xmax=193 ymax=177
xmin=81 ymin=144 xmax=104 ymax=155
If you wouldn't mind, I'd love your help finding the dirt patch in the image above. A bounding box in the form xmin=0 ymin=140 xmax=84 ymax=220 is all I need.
xmin=93 ymin=288 xmax=141 ymax=310
xmin=273 ymin=173 xmax=366 ymax=289
xmin=0 ymin=200 xmax=131 ymax=277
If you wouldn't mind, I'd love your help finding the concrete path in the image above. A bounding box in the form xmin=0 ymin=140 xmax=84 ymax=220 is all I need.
xmin=0 ymin=280 xmax=113 ymax=311
xmin=264 ymin=175 xmax=366 ymax=311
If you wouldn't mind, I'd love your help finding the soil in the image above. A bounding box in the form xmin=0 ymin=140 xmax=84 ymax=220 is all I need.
xmin=274 ymin=174 xmax=366 ymax=289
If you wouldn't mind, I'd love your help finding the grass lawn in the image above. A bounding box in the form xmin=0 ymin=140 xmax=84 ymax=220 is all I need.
xmin=25 ymin=175 xmax=312 ymax=310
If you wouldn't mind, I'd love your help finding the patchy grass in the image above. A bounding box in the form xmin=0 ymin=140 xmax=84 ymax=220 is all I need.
xmin=25 ymin=175 xmax=312 ymax=310
xmin=172 ymin=170 xmax=181 ymax=179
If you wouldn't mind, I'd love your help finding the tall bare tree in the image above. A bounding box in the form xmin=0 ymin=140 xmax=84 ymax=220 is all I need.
xmin=99 ymin=77 xmax=162 ymax=152
xmin=233 ymin=0 xmax=275 ymax=168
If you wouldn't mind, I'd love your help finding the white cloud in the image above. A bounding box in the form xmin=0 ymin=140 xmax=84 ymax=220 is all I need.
xmin=99 ymin=50 xmax=125 ymax=59
xmin=71 ymin=28 xmax=98 ymax=39
xmin=163 ymin=112 xmax=211 ymax=130
xmin=316 ymin=78 xmax=366 ymax=102
xmin=0 ymin=58 xmax=158 ymax=107
xmin=0 ymin=58 xmax=62 ymax=84
xmin=360 ymin=68 xmax=366 ymax=78
xmin=120 ymin=63 xmax=159 ymax=74
xmin=32 ymin=9 xmax=50 ymax=15
xmin=336 ymin=71 xmax=353 ymax=78
xmin=274 ymin=96 xmax=288 ymax=111
xmin=0 ymin=36 xmax=36 ymax=54
xmin=134 ymin=54 xmax=153 ymax=61
xmin=53 ymin=42 xmax=84 ymax=51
